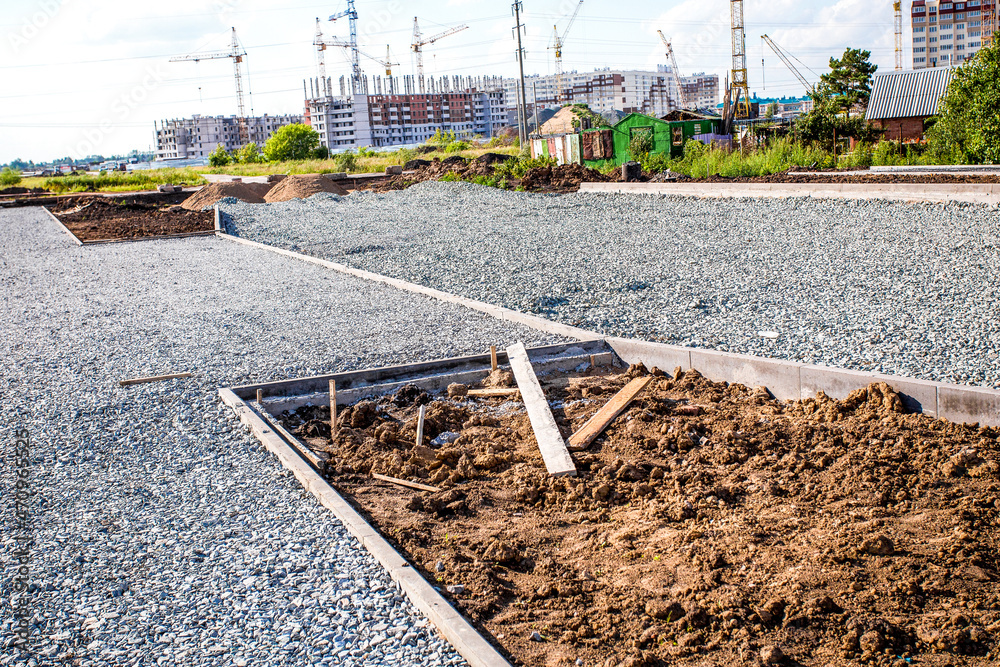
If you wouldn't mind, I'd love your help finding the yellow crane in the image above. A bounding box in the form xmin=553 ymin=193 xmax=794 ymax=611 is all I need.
xmin=170 ymin=27 xmax=250 ymax=146
xmin=549 ymin=0 xmax=584 ymax=103
xmin=729 ymin=0 xmax=751 ymax=118
xmin=985 ymin=2 xmax=997 ymax=47
xmin=894 ymin=1 xmax=903 ymax=70
xmin=656 ymin=30 xmax=688 ymax=111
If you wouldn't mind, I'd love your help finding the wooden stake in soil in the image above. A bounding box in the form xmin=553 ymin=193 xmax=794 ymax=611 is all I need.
xmin=568 ymin=376 xmax=653 ymax=451
xmin=256 ymin=389 xmax=263 ymax=404
xmin=329 ymin=380 xmax=337 ymax=440
xmin=490 ymin=345 xmax=498 ymax=371
xmin=119 ymin=372 xmax=193 ymax=387
xmin=415 ymin=404 xmax=426 ymax=447
xmin=372 ymin=473 xmax=440 ymax=493
xmin=505 ymin=342 xmax=576 ymax=477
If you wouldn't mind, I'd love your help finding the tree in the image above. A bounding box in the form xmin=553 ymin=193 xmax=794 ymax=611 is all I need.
xmin=312 ymin=145 xmax=330 ymax=159
xmin=235 ymin=142 xmax=264 ymax=164
xmin=927 ymin=39 xmax=1000 ymax=164
xmin=764 ymin=103 xmax=778 ymax=119
xmin=814 ymin=48 xmax=878 ymax=118
xmin=263 ymin=124 xmax=320 ymax=162
xmin=208 ymin=144 xmax=231 ymax=167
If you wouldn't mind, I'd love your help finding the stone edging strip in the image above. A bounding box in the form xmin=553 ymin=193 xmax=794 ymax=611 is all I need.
xmin=218 ymin=388 xmax=513 ymax=667
xmin=578 ymin=181 xmax=1000 ymax=206
xmin=41 ymin=206 xmax=83 ymax=246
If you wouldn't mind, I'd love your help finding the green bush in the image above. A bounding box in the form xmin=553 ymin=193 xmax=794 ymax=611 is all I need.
xmin=667 ymin=137 xmax=833 ymax=179
xmin=263 ymin=124 xmax=320 ymax=162
xmin=333 ymin=151 xmax=358 ymax=173
xmin=1 ymin=167 xmax=22 ymax=187
xmin=208 ymin=144 xmax=231 ymax=167
xmin=427 ymin=129 xmax=456 ymax=146
xmin=312 ymin=145 xmax=330 ymax=160
xmin=235 ymin=142 xmax=265 ymax=164
xmin=445 ymin=140 xmax=472 ymax=153
xmin=493 ymin=155 xmax=557 ymax=180
xmin=40 ymin=168 xmax=205 ymax=193
xmin=628 ymin=129 xmax=654 ymax=162
xmin=439 ymin=173 xmax=462 ymax=182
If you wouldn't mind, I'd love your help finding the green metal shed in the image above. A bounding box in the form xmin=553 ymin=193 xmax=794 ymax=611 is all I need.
xmin=581 ymin=113 xmax=722 ymax=167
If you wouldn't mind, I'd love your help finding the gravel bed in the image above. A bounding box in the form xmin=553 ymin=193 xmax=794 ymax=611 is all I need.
xmin=220 ymin=183 xmax=1000 ymax=389
xmin=0 ymin=207 xmax=566 ymax=666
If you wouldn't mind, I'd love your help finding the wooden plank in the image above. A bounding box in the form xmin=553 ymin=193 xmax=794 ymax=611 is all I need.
xmin=568 ymin=376 xmax=653 ymax=451
xmin=372 ymin=473 xmax=440 ymax=493
xmin=119 ymin=372 xmax=193 ymax=386
xmin=415 ymin=404 xmax=426 ymax=447
xmin=467 ymin=388 xmax=520 ymax=399
xmin=505 ymin=342 xmax=576 ymax=477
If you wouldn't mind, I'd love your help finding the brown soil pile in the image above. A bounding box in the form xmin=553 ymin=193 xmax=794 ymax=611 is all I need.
xmin=365 ymin=156 xmax=617 ymax=194
xmin=263 ymin=174 xmax=348 ymax=202
xmin=520 ymin=164 xmax=616 ymax=192
xmin=51 ymin=197 xmax=213 ymax=241
xmin=181 ymin=181 xmax=272 ymax=211
xmin=279 ymin=367 xmax=1000 ymax=667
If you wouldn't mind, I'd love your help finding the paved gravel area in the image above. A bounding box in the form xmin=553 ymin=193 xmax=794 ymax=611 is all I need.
xmin=221 ymin=183 xmax=1000 ymax=389
xmin=0 ymin=207 xmax=565 ymax=666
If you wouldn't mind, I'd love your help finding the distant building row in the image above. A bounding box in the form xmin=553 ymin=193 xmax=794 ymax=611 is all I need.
xmin=155 ymin=114 xmax=303 ymax=160
xmin=910 ymin=0 xmax=994 ymax=68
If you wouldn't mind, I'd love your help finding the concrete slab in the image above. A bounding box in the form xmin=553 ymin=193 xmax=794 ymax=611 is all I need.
xmin=579 ymin=181 xmax=1000 ymax=206
xmin=605 ymin=337 xmax=691 ymax=374
xmin=800 ymin=364 xmax=874 ymax=400
xmin=690 ymin=349 xmax=802 ymax=401
xmin=936 ymin=383 xmax=1000 ymax=427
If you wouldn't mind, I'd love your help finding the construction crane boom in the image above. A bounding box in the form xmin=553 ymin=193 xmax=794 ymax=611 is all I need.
xmin=984 ymin=1 xmax=997 ymax=47
xmin=657 ymin=30 xmax=688 ymax=111
xmin=325 ymin=37 xmax=398 ymax=76
xmin=761 ymin=34 xmax=813 ymax=94
xmin=170 ymin=27 xmax=250 ymax=146
xmin=411 ymin=19 xmax=469 ymax=79
xmin=549 ymin=0 xmax=583 ymax=103
xmin=329 ymin=0 xmax=361 ymax=82
xmin=729 ymin=0 xmax=751 ymax=119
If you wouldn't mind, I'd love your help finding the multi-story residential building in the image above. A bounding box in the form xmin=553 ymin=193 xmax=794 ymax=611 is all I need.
xmin=503 ymin=67 xmax=720 ymax=118
xmin=911 ymin=0 xmax=995 ymax=69
xmin=303 ymin=74 xmax=508 ymax=150
xmin=154 ymin=114 xmax=303 ymax=160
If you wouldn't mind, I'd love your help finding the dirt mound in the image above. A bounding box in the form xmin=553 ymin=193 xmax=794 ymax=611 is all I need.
xmin=263 ymin=174 xmax=348 ymax=202
xmin=472 ymin=152 xmax=516 ymax=167
xmin=520 ymin=163 xmax=616 ymax=192
xmin=181 ymin=181 xmax=272 ymax=211
xmin=52 ymin=197 xmax=213 ymax=241
xmin=279 ymin=368 xmax=1000 ymax=667
xmin=404 ymin=159 xmax=432 ymax=170
xmin=0 ymin=186 xmax=47 ymax=196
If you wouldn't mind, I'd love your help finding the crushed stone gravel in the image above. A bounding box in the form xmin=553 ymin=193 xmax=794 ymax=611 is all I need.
xmin=220 ymin=182 xmax=1000 ymax=389
xmin=0 ymin=206 xmax=566 ymax=667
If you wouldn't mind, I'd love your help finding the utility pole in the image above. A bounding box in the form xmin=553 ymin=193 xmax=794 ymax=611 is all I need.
xmin=512 ymin=1 xmax=528 ymax=146
xmin=532 ymin=81 xmax=540 ymax=137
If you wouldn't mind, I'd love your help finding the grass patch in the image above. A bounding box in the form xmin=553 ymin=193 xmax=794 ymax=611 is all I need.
xmin=23 ymin=168 xmax=206 ymax=194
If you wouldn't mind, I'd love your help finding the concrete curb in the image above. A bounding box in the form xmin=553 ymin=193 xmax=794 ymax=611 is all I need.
xmin=214 ymin=231 xmax=601 ymax=342
xmin=218 ymin=388 xmax=513 ymax=667
xmin=41 ymin=206 xmax=83 ymax=246
xmin=604 ymin=337 xmax=1000 ymax=426
xmin=579 ymin=181 xmax=1000 ymax=206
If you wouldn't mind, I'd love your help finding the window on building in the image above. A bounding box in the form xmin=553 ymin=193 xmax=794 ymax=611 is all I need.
xmin=671 ymin=127 xmax=683 ymax=146
xmin=929 ymin=25 xmax=937 ymax=31
xmin=915 ymin=26 xmax=925 ymax=32
xmin=913 ymin=15 xmax=926 ymax=21
xmin=915 ymin=56 xmax=926 ymax=62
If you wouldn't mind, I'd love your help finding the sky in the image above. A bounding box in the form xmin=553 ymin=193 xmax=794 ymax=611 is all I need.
xmin=0 ymin=0 xmax=904 ymax=164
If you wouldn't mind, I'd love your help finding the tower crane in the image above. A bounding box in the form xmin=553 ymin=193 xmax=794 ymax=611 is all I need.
xmin=656 ymin=30 xmax=688 ymax=111
xmin=984 ymin=1 xmax=997 ymax=47
xmin=729 ymin=0 xmax=751 ymax=119
xmin=325 ymin=37 xmax=399 ymax=76
xmin=760 ymin=34 xmax=815 ymax=94
xmin=549 ymin=0 xmax=583 ymax=103
xmin=411 ymin=18 xmax=469 ymax=80
xmin=328 ymin=0 xmax=361 ymax=83
xmin=170 ymin=27 xmax=251 ymax=146
xmin=893 ymin=1 xmax=903 ymax=70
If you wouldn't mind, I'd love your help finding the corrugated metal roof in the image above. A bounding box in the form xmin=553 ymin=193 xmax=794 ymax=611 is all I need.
xmin=867 ymin=67 xmax=953 ymax=120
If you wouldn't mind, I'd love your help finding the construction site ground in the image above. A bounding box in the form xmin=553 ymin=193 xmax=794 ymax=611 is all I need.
xmin=279 ymin=366 xmax=1000 ymax=667
xmin=50 ymin=196 xmax=214 ymax=242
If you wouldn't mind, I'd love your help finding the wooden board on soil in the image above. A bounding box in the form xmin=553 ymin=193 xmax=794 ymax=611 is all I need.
xmin=273 ymin=364 xmax=1000 ymax=667
xmin=50 ymin=196 xmax=213 ymax=241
